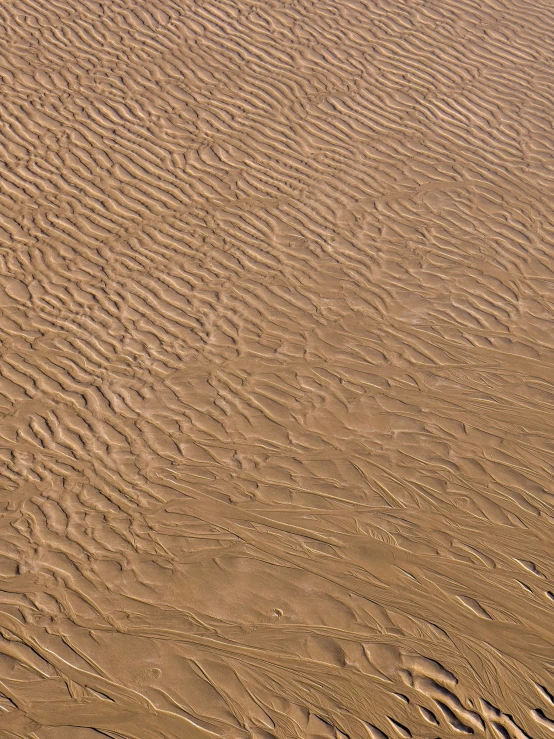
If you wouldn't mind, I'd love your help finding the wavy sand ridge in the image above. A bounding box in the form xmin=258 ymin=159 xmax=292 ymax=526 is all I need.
xmin=0 ymin=0 xmax=554 ymax=737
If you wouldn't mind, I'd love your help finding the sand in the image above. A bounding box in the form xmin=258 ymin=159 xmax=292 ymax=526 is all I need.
xmin=0 ymin=0 xmax=553 ymax=737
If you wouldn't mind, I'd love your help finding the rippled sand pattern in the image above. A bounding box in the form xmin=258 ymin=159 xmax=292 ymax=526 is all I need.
xmin=1 ymin=0 xmax=554 ymax=737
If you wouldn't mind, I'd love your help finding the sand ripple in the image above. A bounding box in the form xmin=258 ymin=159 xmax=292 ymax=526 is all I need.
xmin=0 ymin=0 xmax=553 ymax=737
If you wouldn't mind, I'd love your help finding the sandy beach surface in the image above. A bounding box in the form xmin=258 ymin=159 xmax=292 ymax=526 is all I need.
xmin=0 ymin=0 xmax=553 ymax=737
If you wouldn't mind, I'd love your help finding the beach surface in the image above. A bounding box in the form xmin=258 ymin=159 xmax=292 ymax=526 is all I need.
xmin=0 ymin=0 xmax=554 ymax=737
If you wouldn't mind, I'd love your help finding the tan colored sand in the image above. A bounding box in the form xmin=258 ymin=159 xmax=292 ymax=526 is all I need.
xmin=0 ymin=0 xmax=553 ymax=737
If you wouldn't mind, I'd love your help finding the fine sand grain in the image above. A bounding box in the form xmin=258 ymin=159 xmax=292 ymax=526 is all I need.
xmin=0 ymin=0 xmax=554 ymax=737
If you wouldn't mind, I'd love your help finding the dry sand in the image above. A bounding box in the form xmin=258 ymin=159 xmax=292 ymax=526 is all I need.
xmin=0 ymin=0 xmax=553 ymax=737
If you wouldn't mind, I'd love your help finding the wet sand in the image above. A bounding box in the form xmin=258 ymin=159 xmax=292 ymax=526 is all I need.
xmin=1 ymin=0 xmax=554 ymax=737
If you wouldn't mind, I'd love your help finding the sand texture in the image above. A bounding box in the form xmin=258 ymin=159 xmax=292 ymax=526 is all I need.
xmin=0 ymin=0 xmax=554 ymax=737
